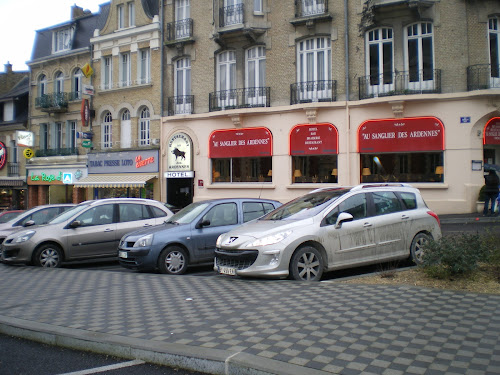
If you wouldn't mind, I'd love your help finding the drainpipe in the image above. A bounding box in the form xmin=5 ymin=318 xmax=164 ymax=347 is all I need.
xmin=160 ymin=0 xmax=165 ymax=203
xmin=344 ymin=0 xmax=351 ymax=185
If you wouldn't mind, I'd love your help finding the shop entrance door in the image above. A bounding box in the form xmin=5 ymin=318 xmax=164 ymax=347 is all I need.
xmin=167 ymin=178 xmax=193 ymax=210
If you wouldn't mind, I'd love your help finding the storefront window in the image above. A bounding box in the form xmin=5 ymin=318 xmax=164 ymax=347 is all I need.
xmin=360 ymin=152 xmax=444 ymax=183
xmin=97 ymin=186 xmax=153 ymax=199
xmin=212 ymin=157 xmax=272 ymax=183
xmin=292 ymin=155 xmax=337 ymax=183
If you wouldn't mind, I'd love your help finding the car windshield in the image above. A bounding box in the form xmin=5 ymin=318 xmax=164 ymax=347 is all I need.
xmin=48 ymin=204 xmax=91 ymax=224
xmin=0 ymin=212 xmax=23 ymax=223
xmin=261 ymin=190 xmax=348 ymax=221
xmin=166 ymin=202 xmax=210 ymax=224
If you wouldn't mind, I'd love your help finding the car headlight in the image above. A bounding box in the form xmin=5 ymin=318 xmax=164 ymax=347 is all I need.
xmin=133 ymin=234 xmax=153 ymax=248
xmin=14 ymin=230 xmax=36 ymax=243
xmin=216 ymin=234 xmax=223 ymax=248
xmin=247 ymin=230 xmax=292 ymax=247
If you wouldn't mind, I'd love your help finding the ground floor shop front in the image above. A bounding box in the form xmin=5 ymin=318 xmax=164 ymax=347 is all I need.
xmin=161 ymin=92 xmax=499 ymax=215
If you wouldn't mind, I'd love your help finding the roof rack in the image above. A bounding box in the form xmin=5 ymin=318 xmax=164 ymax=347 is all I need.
xmin=350 ymin=183 xmax=414 ymax=191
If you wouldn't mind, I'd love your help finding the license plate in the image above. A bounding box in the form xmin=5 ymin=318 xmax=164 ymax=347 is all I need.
xmin=218 ymin=266 xmax=236 ymax=276
xmin=118 ymin=251 xmax=128 ymax=259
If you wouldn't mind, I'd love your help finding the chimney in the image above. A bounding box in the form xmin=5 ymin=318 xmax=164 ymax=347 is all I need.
xmin=71 ymin=4 xmax=90 ymax=19
xmin=4 ymin=62 xmax=12 ymax=74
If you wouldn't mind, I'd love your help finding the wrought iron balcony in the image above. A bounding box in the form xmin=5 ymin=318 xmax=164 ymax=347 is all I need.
xmin=35 ymin=92 xmax=70 ymax=112
xmin=7 ymin=163 xmax=19 ymax=177
xmin=290 ymin=80 xmax=336 ymax=104
xmin=209 ymin=87 xmax=270 ymax=112
xmin=168 ymin=95 xmax=194 ymax=115
xmin=166 ymin=19 xmax=193 ymax=42
xmin=294 ymin=0 xmax=328 ymax=18
xmin=358 ymin=69 xmax=441 ymax=100
xmin=467 ymin=64 xmax=500 ymax=91
xmin=219 ymin=3 xmax=244 ymax=27
xmin=35 ymin=147 xmax=79 ymax=157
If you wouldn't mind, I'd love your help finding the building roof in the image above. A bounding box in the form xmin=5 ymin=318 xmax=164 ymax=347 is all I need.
xmin=0 ymin=76 xmax=29 ymax=101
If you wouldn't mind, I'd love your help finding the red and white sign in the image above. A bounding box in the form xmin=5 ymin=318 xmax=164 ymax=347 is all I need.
xmin=209 ymin=127 xmax=272 ymax=158
xmin=484 ymin=117 xmax=500 ymax=145
xmin=358 ymin=117 xmax=445 ymax=153
xmin=0 ymin=141 xmax=6 ymax=170
xmin=81 ymin=99 xmax=90 ymax=127
xmin=290 ymin=123 xmax=338 ymax=156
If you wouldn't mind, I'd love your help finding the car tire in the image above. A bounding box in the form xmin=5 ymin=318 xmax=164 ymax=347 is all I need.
xmin=410 ymin=233 xmax=431 ymax=265
xmin=158 ymin=246 xmax=188 ymax=275
xmin=33 ymin=244 xmax=62 ymax=268
xmin=290 ymin=246 xmax=324 ymax=281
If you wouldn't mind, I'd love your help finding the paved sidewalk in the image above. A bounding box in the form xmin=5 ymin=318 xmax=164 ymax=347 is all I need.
xmin=1 ymin=265 xmax=499 ymax=375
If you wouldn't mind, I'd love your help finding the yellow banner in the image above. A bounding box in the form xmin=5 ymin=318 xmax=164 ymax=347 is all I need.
xmin=82 ymin=63 xmax=94 ymax=78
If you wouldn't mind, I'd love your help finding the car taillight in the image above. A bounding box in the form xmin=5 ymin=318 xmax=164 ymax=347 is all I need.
xmin=427 ymin=211 xmax=440 ymax=227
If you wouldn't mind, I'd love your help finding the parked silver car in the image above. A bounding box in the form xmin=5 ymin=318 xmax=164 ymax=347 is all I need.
xmin=215 ymin=184 xmax=441 ymax=281
xmin=1 ymin=198 xmax=173 ymax=267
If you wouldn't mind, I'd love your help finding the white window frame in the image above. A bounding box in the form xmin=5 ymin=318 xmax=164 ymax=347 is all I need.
xmin=3 ymin=101 xmax=14 ymax=122
xmin=245 ymin=46 xmax=266 ymax=105
xmin=38 ymin=74 xmax=47 ymax=97
xmin=365 ymin=27 xmax=394 ymax=97
xmin=53 ymin=122 xmax=63 ymax=149
xmin=254 ymin=0 xmax=262 ymax=13
xmin=40 ymin=124 xmax=49 ymax=150
xmin=137 ymin=49 xmax=151 ymax=84
xmin=118 ymin=4 xmax=125 ymax=29
xmin=175 ymin=0 xmax=191 ymax=38
xmin=301 ymin=0 xmax=325 ymax=16
xmin=102 ymin=56 xmax=113 ymax=90
xmin=73 ymin=68 xmax=82 ymax=100
xmin=53 ymin=27 xmax=73 ymax=53
xmin=297 ymin=37 xmax=331 ymax=102
xmin=120 ymin=52 xmax=131 ymax=87
xmin=489 ymin=17 xmax=500 ymax=86
xmin=128 ymin=2 xmax=135 ymax=27
xmin=174 ymin=57 xmax=192 ymax=114
xmin=103 ymin=112 xmax=113 ymax=148
xmin=67 ymin=121 xmax=77 ymax=149
xmin=9 ymin=140 xmax=18 ymax=163
xmin=139 ymin=107 xmax=150 ymax=146
xmin=223 ymin=0 xmax=243 ymax=26
xmin=217 ymin=50 xmax=237 ymax=109
xmin=404 ymin=22 xmax=435 ymax=91
xmin=121 ymin=109 xmax=131 ymax=148
xmin=55 ymin=72 xmax=64 ymax=94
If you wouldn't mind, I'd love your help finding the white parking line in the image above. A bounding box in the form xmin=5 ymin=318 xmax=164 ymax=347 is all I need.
xmin=57 ymin=359 xmax=145 ymax=375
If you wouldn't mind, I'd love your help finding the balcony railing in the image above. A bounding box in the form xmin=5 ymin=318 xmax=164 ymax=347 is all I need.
xmin=35 ymin=92 xmax=76 ymax=112
xmin=7 ymin=162 xmax=19 ymax=177
xmin=294 ymin=0 xmax=328 ymax=17
xmin=467 ymin=64 xmax=500 ymax=91
xmin=35 ymin=147 xmax=79 ymax=157
xmin=358 ymin=69 xmax=441 ymax=100
xmin=168 ymin=95 xmax=194 ymax=115
xmin=219 ymin=3 xmax=244 ymax=27
xmin=166 ymin=19 xmax=193 ymax=41
xmin=209 ymin=87 xmax=270 ymax=112
xmin=290 ymin=80 xmax=336 ymax=104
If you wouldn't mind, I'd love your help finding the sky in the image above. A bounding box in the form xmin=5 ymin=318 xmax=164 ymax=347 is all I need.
xmin=0 ymin=0 xmax=106 ymax=72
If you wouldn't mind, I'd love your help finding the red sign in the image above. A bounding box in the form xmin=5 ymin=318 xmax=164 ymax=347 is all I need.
xmin=484 ymin=118 xmax=500 ymax=145
xmin=209 ymin=127 xmax=272 ymax=158
xmin=290 ymin=123 xmax=338 ymax=156
xmin=358 ymin=117 xmax=444 ymax=153
xmin=81 ymin=99 xmax=90 ymax=127
xmin=0 ymin=141 xmax=6 ymax=170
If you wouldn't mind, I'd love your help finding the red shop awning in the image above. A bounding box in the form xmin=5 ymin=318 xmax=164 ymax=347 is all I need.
xmin=484 ymin=117 xmax=500 ymax=145
xmin=289 ymin=123 xmax=338 ymax=156
xmin=358 ymin=117 xmax=445 ymax=153
xmin=209 ymin=127 xmax=272 ymax=158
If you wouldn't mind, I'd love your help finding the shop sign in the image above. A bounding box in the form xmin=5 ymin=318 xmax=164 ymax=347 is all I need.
xmin=358 ymin=117 xmax=445 ymax=153
xmin=82 ymin=140 xmax=93 ymax=148
xmin=77 ymin=132 xmax=93 ymax=139
xmin=209 ymin=127 xmax=272 ymax=158
xmin=16 ymin=130 xmax=34 ymax=147
xmin=290 ymin=123 xmax=338 ymax=156
xmin=484 ymin=118 xmax=500 ymax=145
xmin=88 ymin=150 xmax=159 ymax=174
xmin=164 ymin=171 xmax=195 ymax=178
xmin=81 ymin=99 xmax=90 ymax=126
xmin=0 ymin=142 xmax=6 ymax=170
xmin=167 ymin=132 xmax=192 ymax=171
xmin=27 ymin=168 xmax=87 ymax=185
xmin=23 ymin=148 xmax=34 ymax=159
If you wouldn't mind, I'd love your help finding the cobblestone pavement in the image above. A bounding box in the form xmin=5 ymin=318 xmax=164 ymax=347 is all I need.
xmin=0 ymin=264 xmax=499 ymax=375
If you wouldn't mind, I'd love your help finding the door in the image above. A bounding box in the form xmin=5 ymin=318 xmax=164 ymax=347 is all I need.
xmin=120 ymin=110 xmax=131 ymax=148
xmin=217 ymin=51 xmax=236 ymax=109
xmin=115 ymin=203 xmax=160 ymax=241
xmin=245 ymin=46 xmax=266 ymax=106
xmin=174 ymin=58 xmax=192 ymax=114
xmin=223 ymin=0 xmax=242 ymax=25
xmin=175 ymin=0 xmax=190 ymax=38
xmin=167 ymin=177 xmax=193 ymax=209
xmin=297 ymin=37 xmax=331 ymax=102
xmin=64 ymin=204 xmax=117 ymax=260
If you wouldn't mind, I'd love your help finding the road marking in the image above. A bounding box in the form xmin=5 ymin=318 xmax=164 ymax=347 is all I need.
xmin=57 ymin=359 xmax=145 ymax=375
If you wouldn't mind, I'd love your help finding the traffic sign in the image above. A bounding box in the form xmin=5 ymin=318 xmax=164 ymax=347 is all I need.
xmin=63 ymin=173 xmax=73 ymax=184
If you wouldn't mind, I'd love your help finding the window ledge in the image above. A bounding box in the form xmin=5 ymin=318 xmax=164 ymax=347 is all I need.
xmin=207 ymin=183 xmax=275 ymax=189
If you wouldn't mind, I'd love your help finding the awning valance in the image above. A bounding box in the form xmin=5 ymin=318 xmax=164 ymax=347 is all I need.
xmin=0 ymin=179 xmax=25 ymax=187
xmin=209 ymin=127 xmax=272 ymax=158
xmin=290 ymin=123 xmax=338 ymax=155
xmin=73 ymin=174 xmax=156 ymax=188
xmin=484 ymin=117 xmax=500 ymax=145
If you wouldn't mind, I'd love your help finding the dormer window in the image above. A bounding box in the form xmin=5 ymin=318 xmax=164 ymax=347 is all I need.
xmin=53 ymin=27 xmax=74 ymax=53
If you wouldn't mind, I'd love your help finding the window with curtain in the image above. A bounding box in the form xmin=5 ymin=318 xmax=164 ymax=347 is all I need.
xmin=139 ymin=107 xmax=150 ymax=146
xmin=102 ymin=56 xmax=112 ymax=90
xmin=120 ymin=52 xmax=131 ymax=87
xmin=128 ymin=2 xmax=135 ymax=27
xmin=406 ymin=22 xmax=434 ymax=84
xmin=297 ymin=37 xmax=331 ymax=101
xmin=73 ymin=68 xmax=82 ymax=99
xmin=55 ymin=72 xmax=64 ymax=94
xmin=217 ymin=50 xmax=236 ymax=108
xmin=138 ymin=49 xmax=150 ymax=84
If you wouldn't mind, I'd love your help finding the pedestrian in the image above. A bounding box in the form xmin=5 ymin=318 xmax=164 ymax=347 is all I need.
xmin=483 ymin=169 xmax=500 ymax=216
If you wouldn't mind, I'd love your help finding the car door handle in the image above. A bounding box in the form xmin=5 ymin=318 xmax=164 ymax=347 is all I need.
xmin=104 ymin=228 xmax=114 ymax=232
xmin=143 ymin=223 xmax=152 ymax=227
xmin=363 ymin=222 xmax=373 ymax=228
xmin=401 ymin=215 xmax=410 ymax=220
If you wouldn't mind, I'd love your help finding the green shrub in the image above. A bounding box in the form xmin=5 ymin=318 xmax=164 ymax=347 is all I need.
xmin=478 ymin=185 xmax=486 ymax=201
xmin=420 ymin=233 xmax=490 ymax=278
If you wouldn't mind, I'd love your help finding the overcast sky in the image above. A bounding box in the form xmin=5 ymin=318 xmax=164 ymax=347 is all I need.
xmin=0 ymin=0 xmax=106 ymax=72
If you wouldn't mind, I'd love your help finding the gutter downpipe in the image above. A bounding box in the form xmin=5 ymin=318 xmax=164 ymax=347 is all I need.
xmin=159 ymin=0 xmax=165 ymax=203
xmin=344 ymin=0 xmax=351 ymax=185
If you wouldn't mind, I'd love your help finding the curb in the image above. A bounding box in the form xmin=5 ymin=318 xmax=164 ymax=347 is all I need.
xmin=0 ymin=316 xmax=329 ymax=375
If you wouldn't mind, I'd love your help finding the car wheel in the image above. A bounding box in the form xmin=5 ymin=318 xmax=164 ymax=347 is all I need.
xmin=158 ymin=246 xmax=188 ymax=275
xmin=410 ymin=233 xmax=431 ymax=265
xmin=290 ymin=246 xmax=324 ymax=281
xmin=33 ymin=244 xmax=62 ymax=268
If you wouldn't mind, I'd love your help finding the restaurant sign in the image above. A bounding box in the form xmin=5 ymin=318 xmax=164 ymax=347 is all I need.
xmin=209 ymin=127 xmax=272 ymax=158
xmin=290 ymin=123 xmax=338 ymax=155
xmin=358 ymin=117 xmax=445 ymax=153
xmin=484 ymin=117 xmax=500 ymax=145
xmin=28 ymin=168 xmax=87 ymax=185
xmin=167 ymin=132 xmax=192 ymax=172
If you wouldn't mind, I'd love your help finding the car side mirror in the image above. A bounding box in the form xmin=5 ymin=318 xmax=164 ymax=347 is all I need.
xmin=335 ymin=212 xmax=354 ymax=229
xmin=69 ymin=220 xmax=81 ymax=228
xmin=196 ymin=219 xmax=210 ymax=229
xmin=23 ymin=220 xmax=35 ymax=227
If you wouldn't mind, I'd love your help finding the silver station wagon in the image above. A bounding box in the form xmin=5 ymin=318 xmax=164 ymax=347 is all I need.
xmin=215 ymin=184 xmax=442 ymax=281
